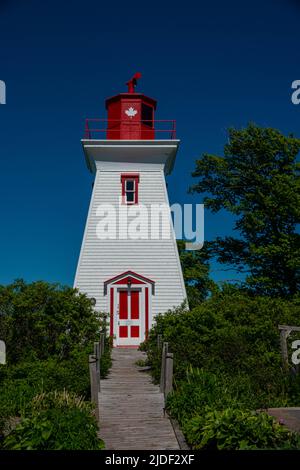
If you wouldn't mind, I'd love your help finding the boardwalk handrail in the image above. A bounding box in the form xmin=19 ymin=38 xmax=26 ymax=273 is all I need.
xmin=89 ymin=353 xmax=99 ymax=423
xmin=88 ymin=330 xmax=106 ymax=424
xmin=159 ymin=339 xmax=173 ymax=398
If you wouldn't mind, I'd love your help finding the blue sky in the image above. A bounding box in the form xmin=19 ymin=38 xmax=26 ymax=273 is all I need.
xmin=0 ymin=0 xmax=299 ymax=286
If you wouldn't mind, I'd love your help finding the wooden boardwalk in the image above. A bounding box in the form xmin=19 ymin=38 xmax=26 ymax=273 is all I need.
xmin=99 ymin=348 xmax=180 ymax=450
xmin=267 ymin=408 xmax=300 ymax=433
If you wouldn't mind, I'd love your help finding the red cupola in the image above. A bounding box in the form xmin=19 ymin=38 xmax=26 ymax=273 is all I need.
xmin=105 ymin=73 xmax=157 ymax=140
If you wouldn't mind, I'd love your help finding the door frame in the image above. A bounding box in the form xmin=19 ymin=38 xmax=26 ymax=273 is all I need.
xmin=104 ymin=271 xmax=154 ymax=347
xmin=115 ymin=286 xmax=143 ymax=346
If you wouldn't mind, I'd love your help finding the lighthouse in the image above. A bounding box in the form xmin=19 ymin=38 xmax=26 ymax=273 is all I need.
xmin=74 ymin=74 xmax=187 ymax=346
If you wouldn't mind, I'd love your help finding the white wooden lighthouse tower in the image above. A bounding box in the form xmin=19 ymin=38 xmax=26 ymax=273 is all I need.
xmin=74 ymin=74 xmax=187 ymax=346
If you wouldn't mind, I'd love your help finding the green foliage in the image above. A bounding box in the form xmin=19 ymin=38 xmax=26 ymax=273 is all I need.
xmin=146 ymin=292 xmax=300 ymax=383
xmin=0 ymin=280 xmax=112 ymax=449
xmin=135 ymin=359 xmax=149 ymax=367
xmin=183 ymin=408 xmax=300 ymax=450
xmin=0 ymin=279 xmax=100 ymax=363
xmin=0 ymin=350 xmax=92 ymax=421
xmin=190 ymin=124 xmax=300 ymax=296
xmin=177 ymin=241 xmax=215 ymax=306
xmin=144 ymin=292 xmax=300 ymax=449
xmin=167 ymin=367 xmax=290 ymax=425
xmin=31 ymin=390 xmax=89 ymax=411
xmin=3 ymin=391 xmax=103 ymax=450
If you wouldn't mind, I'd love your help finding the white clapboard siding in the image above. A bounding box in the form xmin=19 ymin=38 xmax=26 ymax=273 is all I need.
xmin=74 ymin=161 xmax=187 ymax=320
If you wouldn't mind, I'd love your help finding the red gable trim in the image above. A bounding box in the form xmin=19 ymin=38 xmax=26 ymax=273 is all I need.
xmin=114 ymin=276 xmax=145 ymax=285
xmin=104 ymin=270 xmax=155 ymax=295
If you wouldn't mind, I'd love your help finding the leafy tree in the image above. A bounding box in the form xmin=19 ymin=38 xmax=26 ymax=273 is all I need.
xmin=177 ymin=240 xmax=215 ymax=307
xmin=190 ymin=124 xmax=300 ymax=296
xmin=0 ymin=279 xmax=100 ymax=363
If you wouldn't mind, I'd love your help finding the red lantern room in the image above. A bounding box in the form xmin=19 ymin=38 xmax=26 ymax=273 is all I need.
xmin=105 ymin=73 xmax=157 ymax=140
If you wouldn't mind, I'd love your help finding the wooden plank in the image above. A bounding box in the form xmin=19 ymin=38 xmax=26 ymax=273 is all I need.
xmin=266 ymin=408 xmax=300 ymax=433
xmin=99 ymin=348 xmax=179 ymax=450
xmin=278 ymin=325 xmax=300 ymax=332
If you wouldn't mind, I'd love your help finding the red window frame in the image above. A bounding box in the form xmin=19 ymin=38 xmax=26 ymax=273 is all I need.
xmin=121 ymin=173 xmax=139 ymax=205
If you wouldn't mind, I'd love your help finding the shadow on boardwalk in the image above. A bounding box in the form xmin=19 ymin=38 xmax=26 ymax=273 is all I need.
xmin=99 ymin=348 xmax=180 ymax=450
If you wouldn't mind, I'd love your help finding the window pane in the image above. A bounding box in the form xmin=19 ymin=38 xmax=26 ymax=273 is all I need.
xmin=126 ymin=192 xmax=134 ymax=202
xmin=125 ymin=180 xmax=134 ymax=191
xmin=141 ymin=103 xmax=153 ymax=127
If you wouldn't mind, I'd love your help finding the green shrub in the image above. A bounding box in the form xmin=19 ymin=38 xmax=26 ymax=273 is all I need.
xmin=145 ymin=293 xmax=300 ymax=394
xmin=3 ymin=408 xmax=103 ymax=450
xmin=0 ymin=280 xmax=100 ymax=363
xmin=0 ymin=281 xmax=113 ymax=450
xmin=3 ymin=391 xmax=104 ymax=450
xmin=183 ymin=408 xmax=300 ymax=450
xmin=143 ymin=292 xmax=300 ymax=449
xmin=167 ymin=367 xmax=291 ymax=426
xmin=30 ymin=389 xmax=90 ymax=412
xmin=0 ymin=339 xmax=112 ymax=425
xmin=0 ymin=351 xmax=92 ymax=422
xmin=0 ymin=378 xmax=41 ymax=420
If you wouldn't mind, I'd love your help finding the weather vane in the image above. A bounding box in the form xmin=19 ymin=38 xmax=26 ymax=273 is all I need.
xmin=126 ymin=72 xmax=142 ymax=93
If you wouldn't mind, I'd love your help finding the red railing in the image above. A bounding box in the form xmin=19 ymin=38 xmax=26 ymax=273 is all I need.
xmin=83 ymin=119 xmax=176 ymax=140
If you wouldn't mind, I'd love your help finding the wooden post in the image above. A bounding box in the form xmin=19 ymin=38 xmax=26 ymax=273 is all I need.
xmin=165 ymin=352 xmax=173 ymax=397
xmin=160 ymin=342 xmax=168 ymax=393
xmin=89 ymin=354 xmax=100 ymax=423
xmin=157 ymin=334 xmax=162 ymax=350
xmin=279 ymin=329 xmax=289 ymax=371
xmin=94 ymin=342 xmax=101 ymax=386
xmin=102 ymin=315 xmax=108 ymax=337
xmin=94 ymin=342 xmax=100 ymax=371
xmin=100 ymin=332 xmax=105 ymax=356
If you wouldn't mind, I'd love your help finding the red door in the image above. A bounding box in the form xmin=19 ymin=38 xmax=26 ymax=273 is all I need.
xmin=130 ymin=290 xmax=140 ymax=338
xmin=118 ymin=290 xmax=140 ymax=344
xmin=119 ymin=290 xmax=128 ymax=338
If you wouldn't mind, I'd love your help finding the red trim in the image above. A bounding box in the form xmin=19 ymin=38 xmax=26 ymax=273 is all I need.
xmin=110 ymin=287 xmax=114 ymax=337
xmin=136 ymin=181 xmax=138 ymax=204
xmin=84 ymin=118 xmax=177 ymax=140
xmin=145 ymin=287 xmax=149 ymax=339
xmin=114 ymin=276 xmax=144 ymax=285
xmin=121 ymin=173 xmax=140 ymax=182
xmin=104 ymin=270 xmax=155 ymax=288
xmin=121 ymin=173 xmax=139 ymax=205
